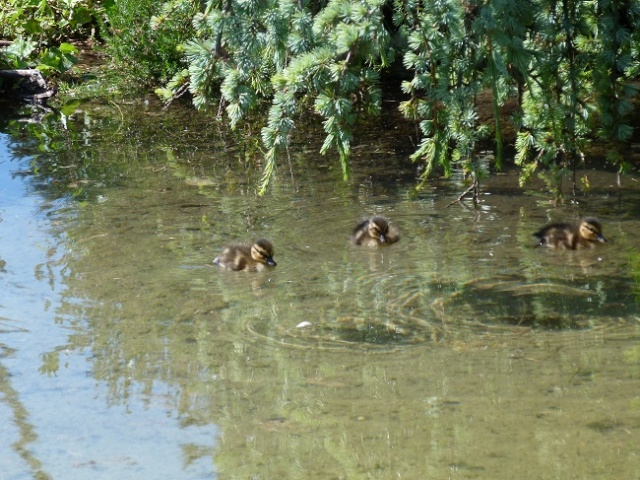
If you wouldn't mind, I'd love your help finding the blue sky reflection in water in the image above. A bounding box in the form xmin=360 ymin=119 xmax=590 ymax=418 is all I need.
xmin=0 ymin=133 xmax=217 ymax=480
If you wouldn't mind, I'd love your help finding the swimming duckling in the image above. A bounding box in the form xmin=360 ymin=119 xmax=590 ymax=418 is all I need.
xmin=213 ymin=239 xmax=277 ymax=271
xmin=533 ymin=218 xmax=606 ymax=249
xmin=352 ymin=215 xmax=400 ymax=248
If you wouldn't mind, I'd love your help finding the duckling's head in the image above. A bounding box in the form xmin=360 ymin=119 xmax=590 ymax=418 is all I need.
xmin=251 ymin=239 xmax=277 ymax=266
xmin=368 ymin=216 xmax=390 ymax=243
xmin=579 ymin=218 xmax=606 ymax=243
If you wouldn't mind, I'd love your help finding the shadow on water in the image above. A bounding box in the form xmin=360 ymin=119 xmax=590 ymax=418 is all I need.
xmin=2 ymin=98 xmax=640 ymax=479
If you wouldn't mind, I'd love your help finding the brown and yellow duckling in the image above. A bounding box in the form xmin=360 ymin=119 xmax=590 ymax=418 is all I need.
xmin=213 ymin=239 xmax=277 ymax=271
xmin=533 ymin=218 xmax=606 ymax=249
xmin=352 ymin=215 xmax=400 ymax=248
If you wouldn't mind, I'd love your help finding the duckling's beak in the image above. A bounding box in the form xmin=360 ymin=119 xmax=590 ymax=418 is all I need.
xmin=266 ymin=257 xmax=277 ymax=266
xmin=379 ymin=234 xmax=386 ymax=244
xmin=597 ymin=234 xmax=607 ymax=243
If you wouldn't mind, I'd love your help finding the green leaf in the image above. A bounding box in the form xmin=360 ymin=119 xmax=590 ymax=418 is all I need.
xmin=6 ymin=37 xmax=37 ymax=60
xmin=59 ymin=43 xmax=78 ymax=55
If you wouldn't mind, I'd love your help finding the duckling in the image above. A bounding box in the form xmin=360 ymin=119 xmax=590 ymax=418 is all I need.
xmin=213 ymin=239 xmax=277 ymax=271
xmin=352 ymin=215 xmax=400 ymax=248
xmin=533 ymin=218 xmax=606 ymax=249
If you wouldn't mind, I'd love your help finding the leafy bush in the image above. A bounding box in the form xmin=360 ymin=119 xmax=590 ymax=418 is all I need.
xmin=1 ymin=37 xmax=78 ymax=75
xmin=0 ymin=0 xmax=96 ymax=77
xmin=0 ymin=0 xmax=101 ymax=43
xmin=100 ymin=0 xmax=196 ymax=86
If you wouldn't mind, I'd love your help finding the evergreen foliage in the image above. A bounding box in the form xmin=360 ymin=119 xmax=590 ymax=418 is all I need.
xmin=261 ymin=0 xmax=391 ymax=192
xmin=514 ymin=0 xmax=594 ymax=196
xmin=5 ymin=0 xmax=640 ymax=198
xmin=153 ymin=0 xmax=640 ymax=197
xmin=593 ymin=0 xmax=640 ymax=185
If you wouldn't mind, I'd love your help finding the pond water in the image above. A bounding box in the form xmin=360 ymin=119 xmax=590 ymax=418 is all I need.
xmin=1 ymin=98 xmax=640 ymax=480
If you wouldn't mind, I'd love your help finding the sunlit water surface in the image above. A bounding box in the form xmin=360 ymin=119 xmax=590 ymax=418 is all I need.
xmin=1 ymin=100 xmax=640 ymax=480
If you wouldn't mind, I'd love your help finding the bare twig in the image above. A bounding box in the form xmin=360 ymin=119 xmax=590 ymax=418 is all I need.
xmin=446 ymin=182 xmax=477 ymax=208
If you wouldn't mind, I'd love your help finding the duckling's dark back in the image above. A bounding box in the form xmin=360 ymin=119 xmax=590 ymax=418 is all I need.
xmin=533 ymin=222 xmax=575 ymax=248
xmin=213 ymin=239 xmax=277 ymax=271
xmin=352 ymin=219 xmax=373 ymax=245
xmin=533 ymin=218 xmax=606 ymax=249
xmin=352 ymin=216 xmax=399 ymax=247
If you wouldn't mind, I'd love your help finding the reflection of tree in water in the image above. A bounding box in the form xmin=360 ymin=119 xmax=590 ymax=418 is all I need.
xmin=8 ymin=101 xmax=640 ymax=478
xmin=2 ymin=100 xmax=268 ymax=204
xmin=432 ymin=277 xmax=639 ymax=351
xmin=247 ymin=267 xmax=638 ymax=351
xmin=0 ymin=347 xmax=53 ymax=480
xmin=40 ymin=215 xmax=640 ymax=479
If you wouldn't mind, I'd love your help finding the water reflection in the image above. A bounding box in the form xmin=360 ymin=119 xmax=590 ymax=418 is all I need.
xmin=2 ymin=101 xmax=640 ymax=479
xmin=0 ymin=126 xmax=217 ymax=480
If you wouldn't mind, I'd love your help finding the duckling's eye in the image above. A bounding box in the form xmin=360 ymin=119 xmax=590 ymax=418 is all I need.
xmin=369 ymin=225 xmax=380 ymax=235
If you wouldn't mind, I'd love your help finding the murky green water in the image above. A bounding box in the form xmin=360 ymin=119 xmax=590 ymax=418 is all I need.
xmin=2 ymin=99 xmax=640 ymax=479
